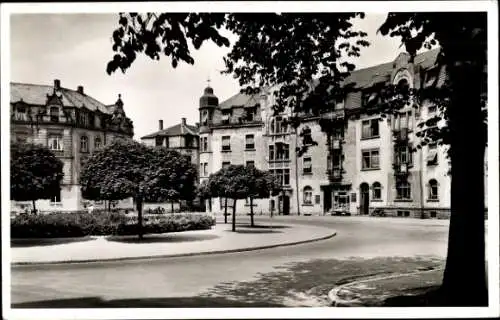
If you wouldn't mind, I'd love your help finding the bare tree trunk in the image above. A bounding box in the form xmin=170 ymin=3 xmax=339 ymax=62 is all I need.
xmin=232 ymin=198 xmax=237 ymax=232
xmin=224 ymin=197 xmax=228 ymax=224
xmin=171 ymin=200 xmax=174 ymax=213
xmin=31 ymin=199 xmax=37 ymax=214
xmin=250 ymin=197 xmax=255 ymax=227
xmin=136 ymin=197 xmax=144 ymax=240
xmin=440 ymin=59 xmax=487 ymax=306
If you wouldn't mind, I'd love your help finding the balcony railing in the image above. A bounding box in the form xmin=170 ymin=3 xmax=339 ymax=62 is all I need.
xmin=393 ymin=127 xmax=409 ymax=141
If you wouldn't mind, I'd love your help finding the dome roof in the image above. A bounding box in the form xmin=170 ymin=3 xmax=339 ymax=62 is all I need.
xmin=199 ymin=86 xmax=219 ymax=109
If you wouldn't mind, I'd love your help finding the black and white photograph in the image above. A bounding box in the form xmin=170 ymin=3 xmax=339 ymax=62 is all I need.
xmin=1 ymin=1 xmax=498 ymax=319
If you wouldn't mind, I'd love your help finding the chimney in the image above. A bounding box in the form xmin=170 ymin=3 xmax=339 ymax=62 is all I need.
xmin=159 ymin=120 xmax=164 ymax=131
xmin=182 ymin=117 xmax=186 ymax=125
xmin=77 ymin=86 xmax=84 ymax=94
xmin=54 ymin=79 xmax=61 ymax=89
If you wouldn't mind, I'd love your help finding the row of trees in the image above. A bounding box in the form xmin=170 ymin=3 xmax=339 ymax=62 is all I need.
xmin=197 ymin=164 xmax=282 ymax=231
xmin=106 ymin=12 xmax=488 ymax=306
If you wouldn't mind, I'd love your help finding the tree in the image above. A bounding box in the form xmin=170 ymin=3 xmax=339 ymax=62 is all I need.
xmin=10 ymin=142 xmax=64 ymax=214
xmin=245 ymin=166 xmax=282 ymax=227
xmin=107 ymin=12 xmax=488 ymax=305
xmin=80 ymin=139 xmax=197 ymax=239
xmin=377 ymin=13 xmax=487 ymax=306
xmin=196 ymin=179 xmax=212 ymax=212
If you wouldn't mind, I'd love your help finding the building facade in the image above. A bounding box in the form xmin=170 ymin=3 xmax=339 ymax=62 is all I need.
xmin=141 ymin=117 xmax=200 ymax=168
xmin=198 ymin=49 xmax=487 ymax=218
xmin=10 ymin=79 xmax=134 ymax=212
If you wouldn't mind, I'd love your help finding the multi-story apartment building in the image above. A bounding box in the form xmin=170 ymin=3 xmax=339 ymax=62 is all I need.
xmin=197 ymin=48 xmax=487 ymax=218
xmin=10 ymin=79 xmax=134 ymax=212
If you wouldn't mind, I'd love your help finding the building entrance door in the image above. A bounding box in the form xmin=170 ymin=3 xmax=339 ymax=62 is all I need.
xmin=360 ymin=183 xmax=370 ymax=215
xmin=279 ymin=195 xmax=290 ymax=215
xmin=323 ymin=187 xmax=332 ymax=214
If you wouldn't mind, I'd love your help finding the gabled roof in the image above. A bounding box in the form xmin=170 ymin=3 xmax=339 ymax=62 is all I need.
xmin=141 ymin=122 xmax=199 ymax=139
xmin=10 ymin=82 xmax=112 ymax=114
xmin=218 ymin=91 xmax=261 ymax=110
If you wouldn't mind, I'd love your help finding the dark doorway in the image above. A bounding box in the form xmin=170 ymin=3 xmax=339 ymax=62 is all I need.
xmin=279 ymin=195 xmax=290 ymax=215
xmin=360 ymin=183 xmax=370 ymax=215
xmin=323 ymin=187 xmax=332 ymax=214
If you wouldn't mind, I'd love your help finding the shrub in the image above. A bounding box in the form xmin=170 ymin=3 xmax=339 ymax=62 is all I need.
xmin=11 ymin=211 xmax=216 ymax=238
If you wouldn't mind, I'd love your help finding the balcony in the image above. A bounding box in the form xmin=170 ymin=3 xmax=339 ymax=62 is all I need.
xmin=393 ymin=162 xmax=410 ymax=177
xmin=331 ymin=139 xmax=342 ymax=150
xmin=327 ymin=167 xmax=343 ymax=183
xmin=393 ymin=128 xmax=409 ymax=142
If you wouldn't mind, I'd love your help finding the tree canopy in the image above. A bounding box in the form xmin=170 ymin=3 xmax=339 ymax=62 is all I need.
xmin=10 ymin=142 xmax=64 ymax=213
xmin=80 ymin=138 xmax=197 ymax=238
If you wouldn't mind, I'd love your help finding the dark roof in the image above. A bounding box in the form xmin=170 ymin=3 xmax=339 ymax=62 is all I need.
xmin=218 ymin=90 xmax=261 ymax=110
xmin=141 ymin=122 xmax=199 ymax=139
xmin=10 ymin=82 xmax=112 ymax=113
xmin=216 ymin=48 xmax=441 ymax=108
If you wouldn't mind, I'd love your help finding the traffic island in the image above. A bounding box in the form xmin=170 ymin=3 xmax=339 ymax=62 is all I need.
xmin=11 ymin=223 xmax=335 ymax=266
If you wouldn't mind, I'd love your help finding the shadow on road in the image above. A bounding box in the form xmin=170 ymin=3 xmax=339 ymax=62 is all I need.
xmin=11 ymin=237 xmax=94 ymax=248
xmin=12 ymin=296 xmax=285 ymax=308
xmin=106 ymin=234 xmax=220 ymax=244
xmin=237 ymin=224 xmax=291 ymax=229
xmin=224 ymin=229 xmax=284 ymax=234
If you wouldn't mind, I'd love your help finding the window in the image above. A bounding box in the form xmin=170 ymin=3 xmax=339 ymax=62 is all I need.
xmin=50 ymin=107 xmax=59 ymax=122
xmin=303 ymin=186 xmax=313 ymax=204
xmin=361 ymin=119 xmax=380 ymax=139
xmin=80 ymin=136 xmax=88 ymax=152
xmin=245 ymin=134 xmax=255 ymax=150
xmin=200 ymin=163 xmax=204 ymax=175
xmin=15 ymin=106 xmax=27 ymax=121
xmin=95 ymin=137 xmax=102 ymax=149
xmin=79 ymin=111 xmax=89 ymax=126
xmin=430 ymin=211 xmax=437 ymax=218
xmin=201 ymin=110 xmax=209 ymax=125
xmin=424 ymin=68 xmax=439 ymax=87
xmin=246 ymin=107 xmax=256 ymax=122
xmin=201 ymin=137 xmax=208 ymax=152
xmin=372 ymin=182 xmax=382 ymax=200
xmin=395 ymin=145 xmax=413 ymax=166
xmin=428 ymin=179 xmax=438 ymax=200
xmin=48 ymin=135 xmax=63 ymax=151
xmin=271 ymin=116 xmax=287 ymax=134
xmin=204 ymin=163 xmax=208 ymax=176
xmin=362 ymin=90 xmax=379 ymax=107
xmin=50 ymin=188 xmax=61 ymax=204
xmin=222 ymin=136 xmax=231 ymax=151
xmin=303 ymin=157 xmax=312 ymax=174
xmin=427 ymin=144 xmax=438 ymax=166
xmin=246 ymin=161 xmax=255 ymax=168
xmin=221 ymin=111 xmax=231 ymax=124
xmin=394 ymin=111 xmax=413 ymax=131
xmin=269 ymin=145 xmax=275 ymax=160
xmin=396 ymin=181 xmax=411 ymax=200
xmin=315 ymin=195 xmax=321 ymax=204
xmin=155 ymin=136 xmax=163 ymax=147
xmin=270 ymin=169 xmax=290 ymax=186
xmin=302 ymin=126 xmax=313 ymax=145
xmin=362 ymin=149 xmax=380 ymax=170
xmin=275 ymin=143 xmax=289 ymax=160
xmin=222 ymin=161 xmax=231 ymax=170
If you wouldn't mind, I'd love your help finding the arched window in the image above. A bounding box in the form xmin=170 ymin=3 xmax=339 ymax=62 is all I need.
xmin=270 ymin=118 xmax=275 ymax=133
xmin=372 ymin=182 xmax=382 ymax=200
xmin=428 ymin=179 xmax=438 ymax=200
xmin=396 ymin=181 xmax=411 ymax=200
xmin=94 ymin=136 xmax=102 ymax=149
xmin=80 ymin=135 xmax=88 ymax=152
xmin=303 ymin=186 xmax=313 ymax=204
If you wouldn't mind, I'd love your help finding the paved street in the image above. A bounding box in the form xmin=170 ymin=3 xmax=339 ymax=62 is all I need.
xmin=10 ymin=216 xmax=452 ymax=307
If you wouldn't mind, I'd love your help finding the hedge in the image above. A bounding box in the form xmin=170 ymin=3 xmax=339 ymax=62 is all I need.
xmin=11 ymin=211 xmax=216 ymax=238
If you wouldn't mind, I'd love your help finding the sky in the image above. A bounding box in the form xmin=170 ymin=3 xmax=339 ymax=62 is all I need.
xmin=10 ymin=13 xmax=406 ymax=140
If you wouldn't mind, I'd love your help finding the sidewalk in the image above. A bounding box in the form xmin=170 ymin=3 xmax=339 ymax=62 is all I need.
xmin=11 ymin=221 xmax=335 ymax=265
xmin=328 ymin=268 xmax=444 ymax=307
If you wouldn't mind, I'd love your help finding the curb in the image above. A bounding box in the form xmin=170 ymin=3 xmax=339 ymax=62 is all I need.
xmin=11 ymin=231 xmax=337 ymax=268
xmin=327 ymin=267 xmax=444 ymax=307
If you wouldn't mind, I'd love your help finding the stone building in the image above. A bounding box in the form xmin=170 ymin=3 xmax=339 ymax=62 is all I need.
xmin=197 ymin=48 xmax=487 ymax=218
xmin=10 ymin=79 xmax=134 ymax=212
